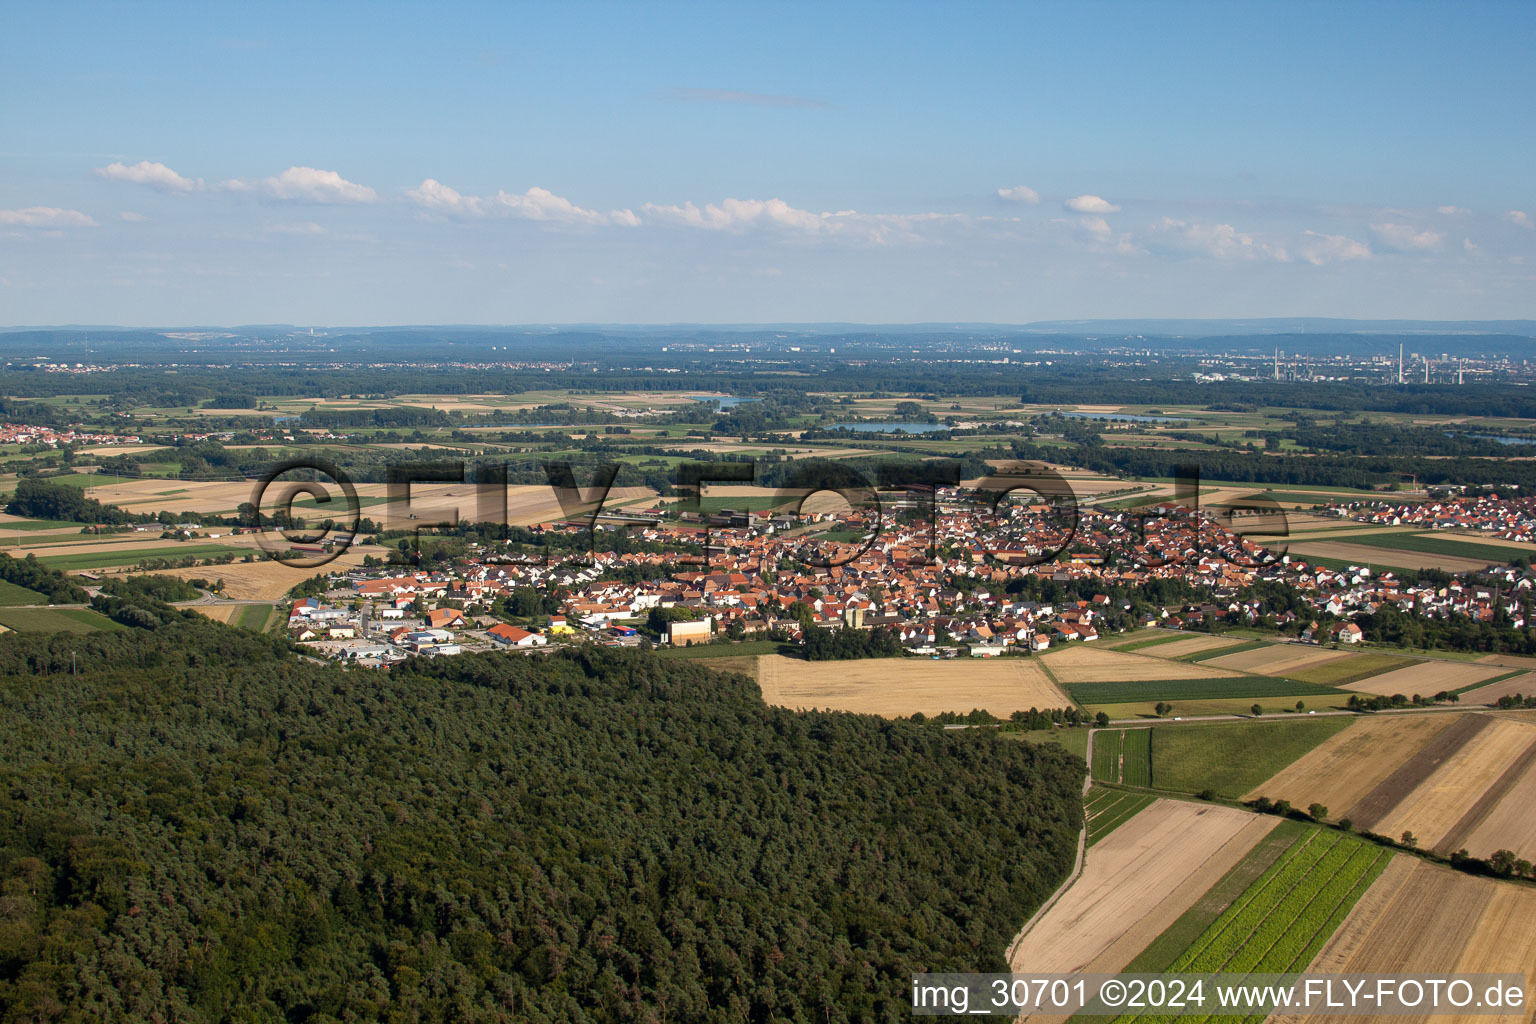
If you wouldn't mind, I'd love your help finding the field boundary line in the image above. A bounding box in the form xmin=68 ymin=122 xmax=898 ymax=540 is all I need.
xmin=1432 ymin=734 xmax=1536 ymax=855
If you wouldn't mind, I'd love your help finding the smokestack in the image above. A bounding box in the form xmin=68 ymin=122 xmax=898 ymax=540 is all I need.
xmin=1398 ymin=343 xmax=1403 ymax=384
xmin=1275 ymin=347 xmax=1280 ymax=380
xmin=1425 ymin=359 xmax=1430 ymax=384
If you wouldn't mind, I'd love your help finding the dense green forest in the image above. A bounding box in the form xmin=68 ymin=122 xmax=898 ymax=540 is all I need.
xmin=5 ymin=478 xmax=137 ymax=526
xmin=0 ymin=553 xmax=88 ymax=605
xmin=0 ymin=617 xmax=1083 ymax=1022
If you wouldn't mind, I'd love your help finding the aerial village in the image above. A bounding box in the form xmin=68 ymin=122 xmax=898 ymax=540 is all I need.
xmin=286 ymin=489 xmax=1536 ymax=668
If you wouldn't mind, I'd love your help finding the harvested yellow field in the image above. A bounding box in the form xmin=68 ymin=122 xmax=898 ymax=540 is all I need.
xmin=1374 ymin=718 xmax=1536 ymax=849
xmin=1243 ymin=713 xmax=1461 ymax=809
xmin=1008 ymin=801 xmax=1274 ymax=975
xmin=1206 ymin=643 xmax=1354 ymax=677
xmin=3 ymin=534 xmax=262 ymax=560
xmin=156 ymin=546 xmax=372 ymax=600
xmin=194 ymin=606 xmax=242 ymax=623
xmin=753 ymin=654 xmax=1069 ymax=717
xmin=1138 ymin=634 xmax=1248 ymax=659
xmin=1459 ymin=752 xmax=1536 ymax=861
xmin=1343 ymin=660 xmax=1506 ymax=696
xmin=1040 ymin=645 xmax=1242 ymax=684
xmin=85 ymin=478 xmax=258 ymax=515
xmin=1452 ymin=881 xmax=1536 ymax=1023
xmin=74 ymin=444 xmax=170 ymax=456
xmin=83 ymin=477 xmax=662 ymax=528
xmin=1288 ymin=859 xmax=1536 ymax=1024
xmin=1460 ymin=671 xmax=1536 ymax=704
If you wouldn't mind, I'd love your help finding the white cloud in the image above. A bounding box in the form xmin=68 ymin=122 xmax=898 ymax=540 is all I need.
xmin=1075 ymin=215 xmax=1113 ymax=240
xmin=1437 ymin=205 xmax=1469 ymax=215
xmin=1299 ymin=230 xmax=1372 ymax=265
xmin=639 ymin=197 xmax=959 ymax=243
xmin=119 ymin=211 xmax=147 ymax=222
xmin=96 ymin=160 xmax=202 ymax=193
xmin=406 ymin=179 xmax=638 ymax=226
xmin=0 ymin=207 xmax=97 ymax=227
xmin=1065 ymin=194 xmax=1119 ymax=214
xmin=642 ymin=197 xmax=824 ymax=232
xmin=224 ymin=166 xmax=377 ymax=203
xmin=1370 ymin=222 xmax=1443 ymax=251
xmin=1143 ymin=217 xmax=1287 ymax=261
xmin=1507 ymin=210 xmax=1534 ymax=230
xmin=995 ymin=184 xmax=1040 ymax=204
xmin=265 ymin=221 xmax=328 ymax=236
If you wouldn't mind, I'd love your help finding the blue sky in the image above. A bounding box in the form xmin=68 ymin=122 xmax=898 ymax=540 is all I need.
xmin=2 ymin=1 xmax=1533 ymax=325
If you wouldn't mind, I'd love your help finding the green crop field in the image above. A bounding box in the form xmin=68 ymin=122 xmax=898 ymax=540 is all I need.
xmin=1123 ymin=819 xmax=1309 ymax=973
xmin=1285 ymin=652 xmax=1415 ymax=686
xmin=1067 ymin=676 xmax=1346 ymax=706
xmin=0 ymin=607 xmax=125 ymax=633
xmin=36 ymin=545 xmax=253 ymax=571
xmin=1112 ymin=634 xmax=1186 ymax=653
xmin=1121 ymin=728 xmax=1152 ymax=787
xmin=0 ymin=580 xmax=46 ymax=606
xmin=0 ymin=519 xmax=92 ymax=532
xmin=1325 ymin=530 xmax=1523 ymax=565
xmin=654 ymin=639 xmax=791 ymax=660
xmin=1148 ymin=718 xmax=1355 ymax=797
xmin=1093 ymin=696 xmax=1356 ymax=720
xmin=1109 ymin=830 xmax=1389 ymax=1022
xmin=232 ymin=604 xmax=278 ymax=631
xmin=1084 ymin=788 xmax=1154 ymax=847
xmin=1180 ymin=639 xmax=1267 ymax=662
xmin=1004 ymin=727 xmax=1090 ymax=760
xmin=1092 ymin=729 xmax=1124 ymax=783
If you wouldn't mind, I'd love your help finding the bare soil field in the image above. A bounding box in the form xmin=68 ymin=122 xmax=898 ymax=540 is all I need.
xmin=1343 ymin=715 xmax=1492 ymax=828
xmin=1206 ymin=644 xmax=1355 ymax=677
xmin=1039 ymin=645 xmax=1243 ymax=685
xmin=1342 ymin=660 xmax=1506 ymax=696
xmin=1286 ymin=858 xmax=1536 ymax=1024
xmin=1244 ymin=713 xmax=1462 ymax=810
xmin=1475 ymin=652 xmax=1536 ymax=669
xmin=752 ymin=654 xmax=1069 ymax=717
xmin=1008 ymin=800 xmax=1274 ymax=975
xmin=1460 ymin=671 xmax=1536 ymax=704
xmin=1442 ymin=740 xmax=1536 ymax=859
xmin=1286 ymin=540 xmax=1495 ymax=574
xmin=1373 ymin=718 xmax=1536 ymax=848
xmin=1136 ymin=634 xmax=1248 ymax=659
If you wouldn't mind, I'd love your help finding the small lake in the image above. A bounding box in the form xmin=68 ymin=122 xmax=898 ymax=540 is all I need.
xmin=1457 ymin=433 xmax=1536 ymax=446
xmin=692 ymin=395 xmax=760 ymax=410
xmin=832 ymin=421 xmax=949 ymax=434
